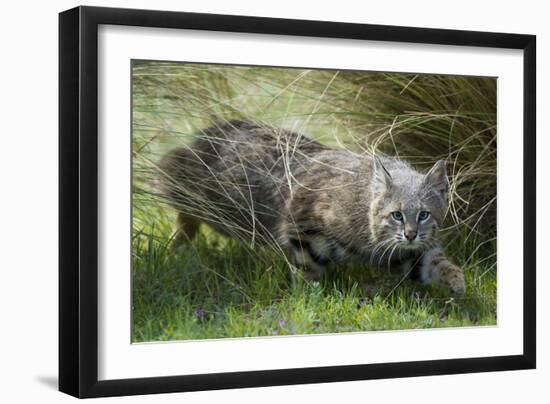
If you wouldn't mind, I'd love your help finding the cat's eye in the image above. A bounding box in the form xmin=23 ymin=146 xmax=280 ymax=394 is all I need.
xmin=418 ymin=211 xmax=430 ymax=221
xmin=391 ymin=211 xmax=404 ymax=222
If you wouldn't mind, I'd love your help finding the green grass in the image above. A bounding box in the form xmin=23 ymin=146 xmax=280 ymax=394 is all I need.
xmin=132 ymin=204 xmax=496 ymax=343
xmin=131 ymin=61 xmax=497 ymax=342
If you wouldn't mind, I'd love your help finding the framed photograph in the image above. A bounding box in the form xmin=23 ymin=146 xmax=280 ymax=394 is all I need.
xmin=59 ymin=6 xmax=536 ymax=398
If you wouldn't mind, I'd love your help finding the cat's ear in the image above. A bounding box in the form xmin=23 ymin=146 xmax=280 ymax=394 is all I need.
xmin=424 ymin=160 xmax=448 ymax=197
xmin=373 ymin=156 xmax=392 ymax=192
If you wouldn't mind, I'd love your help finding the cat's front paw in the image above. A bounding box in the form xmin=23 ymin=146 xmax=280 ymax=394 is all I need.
xmin=449 ymin=274 xmax=465 ymax=295
xmin=441 ymin=264 xmax=465 ymax=295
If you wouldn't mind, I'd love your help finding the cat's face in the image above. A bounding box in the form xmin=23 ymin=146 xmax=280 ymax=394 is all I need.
xmin=369 ymin=159 xmax=448 ymax=253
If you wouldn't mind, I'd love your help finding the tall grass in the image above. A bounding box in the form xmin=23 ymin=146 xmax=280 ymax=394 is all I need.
xmin=131 ymin=60 xmax=497 ymax=341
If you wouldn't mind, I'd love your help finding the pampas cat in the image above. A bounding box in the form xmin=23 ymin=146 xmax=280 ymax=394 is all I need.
xmin=159 ymin=120 xmax=465 ymax=295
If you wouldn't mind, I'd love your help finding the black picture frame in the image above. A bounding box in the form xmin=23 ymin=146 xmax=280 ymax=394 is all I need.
xmin=59 ymin=5 xmax=536 ymax=398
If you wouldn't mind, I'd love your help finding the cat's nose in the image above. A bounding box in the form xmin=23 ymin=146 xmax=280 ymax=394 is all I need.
xmin=405 ymin=230 xmax=417 ymax=241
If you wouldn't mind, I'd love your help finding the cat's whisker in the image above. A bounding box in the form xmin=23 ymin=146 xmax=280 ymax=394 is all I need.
xmin=377 ymin=240 xmax=398 ymax=268
xmin=370 ymin=238 xmax=395 ymax=263
xmin=386 ymin=242 xmax=400 ymax=273
xmin=370 ymin=237 xmax=393 ymax=254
